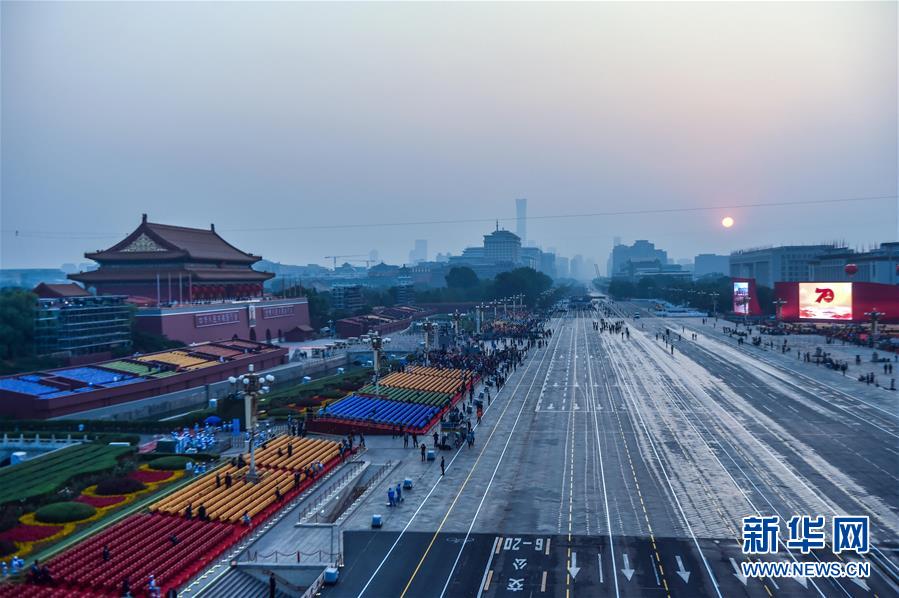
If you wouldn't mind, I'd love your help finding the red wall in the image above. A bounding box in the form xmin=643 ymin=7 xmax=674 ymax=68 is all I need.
xmin=135 ymin=300 xmax=311 ymax=344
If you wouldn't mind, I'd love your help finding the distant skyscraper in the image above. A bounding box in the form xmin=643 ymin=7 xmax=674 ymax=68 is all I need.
xmin=408 ymin=239 xmax=428 ymax=265
xmin=515 ymin=198 xmax=527 ymax=245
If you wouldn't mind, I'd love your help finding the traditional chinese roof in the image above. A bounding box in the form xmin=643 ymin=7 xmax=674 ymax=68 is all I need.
xmin=32 ymin=283 xmax=91 ymax=299
xmin=84 ymin=214 xmax=260 ymax=264
xmin=69 ymin=265 xmax=273 ymax=284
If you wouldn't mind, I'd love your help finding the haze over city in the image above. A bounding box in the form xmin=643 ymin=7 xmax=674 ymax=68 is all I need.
xmin=2 ymin=1 xmax=896 ymax=270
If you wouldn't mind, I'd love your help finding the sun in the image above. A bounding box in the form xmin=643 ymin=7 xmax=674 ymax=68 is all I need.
xmin=721 ymin=216 xmax=735 ymax=228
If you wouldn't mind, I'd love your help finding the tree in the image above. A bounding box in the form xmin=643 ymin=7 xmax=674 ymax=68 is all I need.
xmin=445 ymin=267 xmax=479 ymax=290
xmin=492 ymin=267 xmax=553 ymax=307
xmin=0 ymin=288 xmax=37 ymax=360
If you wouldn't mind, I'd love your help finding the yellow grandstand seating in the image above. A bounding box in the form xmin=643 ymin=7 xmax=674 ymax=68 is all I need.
xmin=149 ymin=436 xmax=341 ymax=523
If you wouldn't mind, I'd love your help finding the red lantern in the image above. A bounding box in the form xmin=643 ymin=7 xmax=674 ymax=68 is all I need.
xmin=844 ymin=263 xmax=858 ymax=276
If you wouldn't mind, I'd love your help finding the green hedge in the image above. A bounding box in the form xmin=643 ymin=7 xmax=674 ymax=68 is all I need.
xmin=35 ymin=501 xmax=96 ymax=524
xmin=147 ymin=456 xmax=192 ymax=471
xmin=0 ymin=444 xmax=133 ymax=508
xmin=95 ymin=477 xmax=146 ymax=496
xmin=0 ymin=539 xmax=16 ymax=557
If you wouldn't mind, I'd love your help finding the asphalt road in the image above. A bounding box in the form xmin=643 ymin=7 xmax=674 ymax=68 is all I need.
xmin=323 ymin=310 xmax=899 ymax=598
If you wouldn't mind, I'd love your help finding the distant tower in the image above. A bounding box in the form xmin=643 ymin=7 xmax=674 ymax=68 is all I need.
xmin=515 ymin=198 xmax=527 ymax=245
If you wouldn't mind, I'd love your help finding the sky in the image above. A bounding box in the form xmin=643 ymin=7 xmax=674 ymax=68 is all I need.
xmin=2 ymin=1 xmax=896 ymax=271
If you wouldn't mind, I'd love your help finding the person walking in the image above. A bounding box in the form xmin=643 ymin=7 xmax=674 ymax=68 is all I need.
xmin=440 ymin=456 xmax=446 ymax=476
xmin=387 ymin=486 xmax=396 ymax=507
xmin=403 ymin=433 xmax=409 ymax=449
xmin=269 ymin=572 xmax=277 ymax=598
xmin=433 ymin=431 xmax=439 ymax=448
xmin=420 ymin=443 xmax=426 ymax=461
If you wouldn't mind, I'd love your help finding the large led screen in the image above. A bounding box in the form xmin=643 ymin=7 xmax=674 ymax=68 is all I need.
xmin=733 ymin=281 xmax=750 ymax=314
xmin=799 ymin=282 xmax=853 ymax=320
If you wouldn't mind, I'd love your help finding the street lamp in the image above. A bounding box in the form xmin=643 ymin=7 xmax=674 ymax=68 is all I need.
xmin=228 ymin=365 xmax=275 ymax=483
xmin=865 ymin=308 xmax=885 ymax=346
xmin=773 ymin=298 xmax=787 ymax=323
xmin=422 ymin=320 xmax=435 ymax=365
xmin=365 ymin=330 xmax=389 ymax=394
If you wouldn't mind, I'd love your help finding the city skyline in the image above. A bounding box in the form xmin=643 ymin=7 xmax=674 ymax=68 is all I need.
xmin=3 ymin=1 xmax=896 ymax=269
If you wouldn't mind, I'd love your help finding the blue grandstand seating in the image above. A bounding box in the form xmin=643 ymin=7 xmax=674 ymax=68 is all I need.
xmin=56 ymin=367 xmax=136 ymax=385
xmin=321 ymin=395 xmax=439 ymax=431
xmin=41 ymin=391 xmax=74 ymax=399
xmin=0 ymin=378 xmax=57 ymax=396
xmin=20 ymin=374 xmax=42 ymax=382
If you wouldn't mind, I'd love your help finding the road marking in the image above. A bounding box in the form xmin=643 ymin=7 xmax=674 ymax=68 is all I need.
xmin=478 ymin=537 xmax=500 ymax=595
xmin=541 ymin=570 xmax=547 ymax=592
xmin=483 ymin=570 xmax=493 ymax=592
xmin=620 ymin=553 xmax=635 ymax=581
xmin=356 ymin=321 xmax=555 ymax=598
xmin=437 ymin=320 xmax=565 ymax=598
xmin=598 ymin=552 xmax=603 ymax=583
xmin=674 ymin=555 xmax=690 ymax=583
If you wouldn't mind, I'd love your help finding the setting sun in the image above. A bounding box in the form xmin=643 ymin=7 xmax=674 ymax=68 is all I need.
xmin=722 ymin=216 xmax=735 ymax=228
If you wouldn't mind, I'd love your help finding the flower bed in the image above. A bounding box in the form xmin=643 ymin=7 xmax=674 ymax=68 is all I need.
xmin=76 ymin=494 xmax=127 ymax=509
xmin=130 ymin=468 xmax=174 ymax=484
xmin=0 ymin=465 xmax=185 ymax=557
xmin=0 ymin=522 xmax=63 ymax=543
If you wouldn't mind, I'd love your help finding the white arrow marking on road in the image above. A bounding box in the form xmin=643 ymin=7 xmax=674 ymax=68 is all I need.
xmin=621 ymin=554 xmax=635 ymax=581
xmin=568 ymin=552 xmax=580 ymax=579
xmin=793 ymin=574 xmax=807 ymax=589
xmin=730 ymin=558 xmax=747 ymax=586
xmin=674 ymin=556 xmax=690 ymax=583
xmin=849 ymin=577 xmax=870 ymax=591
xmin=574 ymin=403 xmax=580 ymax=410
xmin=547 ymin=404 xmax=554 ymax=410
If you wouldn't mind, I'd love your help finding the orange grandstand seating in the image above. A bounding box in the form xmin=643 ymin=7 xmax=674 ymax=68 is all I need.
xmin=379 ymin=372 xmax=467 ymax=395
xmin=150 ymin=465 xmax=293 ymax=523
xmin=247 ymin=436 xmax=340 ymax=472
xmin=150 ymin=437 xmax=340 ymax=523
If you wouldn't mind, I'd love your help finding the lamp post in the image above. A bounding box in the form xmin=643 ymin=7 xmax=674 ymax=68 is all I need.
xmin=475 ymin=304 xmax=483 ymax=334
xmin=366 ymin=330 xmax=388 ymax=394
xmin=773 ymin=298 xmax=787 ymax=323
xmin=228 ymin=365 xmax=275 ymax=483
xmin=451 ymin=310 xmax=462 ymax=342
xmin=865 ymin=308 xmax=885 ymax=347
xmin=422 ymin=320 xmax=435 ymax=365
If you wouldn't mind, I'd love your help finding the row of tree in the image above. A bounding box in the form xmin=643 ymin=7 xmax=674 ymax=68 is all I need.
xmin=275 ymin=266 xmax=567 ymax=330
xmin=600 ymin=275 xmax=775 ymax=316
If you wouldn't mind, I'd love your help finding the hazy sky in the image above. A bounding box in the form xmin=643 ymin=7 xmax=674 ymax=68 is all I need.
xmin=2 ymin=1 xmax=896 ymax=270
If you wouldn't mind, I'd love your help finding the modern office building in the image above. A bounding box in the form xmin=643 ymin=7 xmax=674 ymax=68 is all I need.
xmin=809 ymin=242 xmax=899 ymax=284
xmin=515 ymin=198 xmax=527 ymax=245
xmin=408 ymin=240 xmax=428 ymax=265
xmin=693 ymin=254 xmax=730 ymax=279
xmin=609 ymin=240 xmax=668 ymax=277
xmin=331 ymin=284 xmax=364 ymax=311
xmin=32 ymin=289 xmax=133 ymax=357
xmin=729 ymin=244 xmax=846 ymax=287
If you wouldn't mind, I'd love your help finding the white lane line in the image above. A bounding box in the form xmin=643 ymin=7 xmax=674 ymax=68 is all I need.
xmin=357 ymin=321 xmax=557 ymax=598
xmin=581 ymin=313 xmax=621 ymax=598
xmin=447 ymin=319 xmax=567 ymax=598
xmin=601 ymin=325 xmax=722 ymax=598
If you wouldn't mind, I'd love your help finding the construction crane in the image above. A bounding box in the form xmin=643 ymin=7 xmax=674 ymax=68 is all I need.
xmin=324 ymin=254 xmax=370 ymax=269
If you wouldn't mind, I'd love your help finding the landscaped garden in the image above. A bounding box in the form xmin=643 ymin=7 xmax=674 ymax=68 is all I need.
xmin=0 ymin=444 xmax=187 ymax=558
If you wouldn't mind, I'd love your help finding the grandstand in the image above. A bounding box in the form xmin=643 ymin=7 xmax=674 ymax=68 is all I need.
xmin=0 ymin=339 xmax=286 ymax=419
xmin=2 ymin=435 xmax=350 ymax=597
xmin=378 ymin=371 xmax=467 ymax=395
xmin=320 ymin=395 xmax=440 ymax=432
xmin=0 ymin=514 xmax=239 ymax=597
xmin=150 ymin=437 xmax=341 ymax=522
xmin=309 ymin=366 xmax=477 ymax=435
